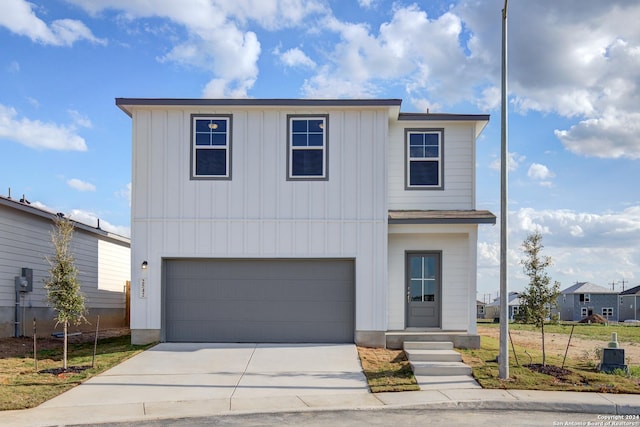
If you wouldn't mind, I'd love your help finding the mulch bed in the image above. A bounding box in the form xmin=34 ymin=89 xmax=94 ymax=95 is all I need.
xmin=525 ymin=363 xmax=572 ymax=378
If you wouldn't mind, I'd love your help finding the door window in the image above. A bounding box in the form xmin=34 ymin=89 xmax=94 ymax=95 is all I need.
xmin=409 ymin=254 xmax=437 ymax=302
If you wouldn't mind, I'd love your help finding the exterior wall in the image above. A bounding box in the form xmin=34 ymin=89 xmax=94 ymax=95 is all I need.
xmin=571 ymin=294 xmax=619 ymax=321
xmin=0 ymin=201 xmax=130 ymax=337
xmin=619 ymin=295 xmax=638 ymax=322
xmin=558 ymin=294 xmax=576 ymax=321
xmin=130 ymin=106 xmax=390 ymax=342
xmin=388 ymin=120 xmax=476 ymax=210
xmin=387 ymin=224 xmax=477 ymax=333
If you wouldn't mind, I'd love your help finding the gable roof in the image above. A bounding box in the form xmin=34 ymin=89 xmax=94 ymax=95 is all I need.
xmin=0 ymin=195 xmax=130 ymax=245
xmin=486 ymin=292 xmax=522 ymax=307
xmin=620 ymin=285 xmax=640 ymax=296
xmin=561 ymin=282 xmax=616 ymax=295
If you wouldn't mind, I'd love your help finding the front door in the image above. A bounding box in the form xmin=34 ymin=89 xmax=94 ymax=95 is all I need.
xmin=406 ymin=252 xmax=441 ymax=328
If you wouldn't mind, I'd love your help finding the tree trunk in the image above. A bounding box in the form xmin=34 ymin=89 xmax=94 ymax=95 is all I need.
xmin=63 ymin=321 xmax=68 ymax=370
xmin=541 ymin=321 xmax=546 ymax=366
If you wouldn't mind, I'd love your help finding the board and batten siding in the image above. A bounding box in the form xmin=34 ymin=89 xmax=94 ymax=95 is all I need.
xmin=388 ymin=120 xmax=477 ymax=210
xmin=387 ymin=224 xmax=478 ymax=333
xmin=0 ymin=201 xmax=130 ymax=337
xmin=130 ymin=106 xmax=390 ymax=338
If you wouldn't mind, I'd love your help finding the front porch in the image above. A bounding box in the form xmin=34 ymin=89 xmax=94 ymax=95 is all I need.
xmin=385 ymin=330 xmax=480 ymax=349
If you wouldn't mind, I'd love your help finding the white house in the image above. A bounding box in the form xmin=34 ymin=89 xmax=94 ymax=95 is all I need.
xmin=116 ymin=98 xmax=495 ymax=348
xmin=0 ymin=195 xmax=131 ymax=337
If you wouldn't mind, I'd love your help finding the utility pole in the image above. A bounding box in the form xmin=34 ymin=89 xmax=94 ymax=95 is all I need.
xmin=618 ymin=279 xmax=626 ymax=292
xmin=499 ymin=0 xmax=510 ymax=380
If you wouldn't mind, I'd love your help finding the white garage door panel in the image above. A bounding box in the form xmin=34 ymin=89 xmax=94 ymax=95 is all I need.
xmin=164 ymin=259 xmax=355 ymax=343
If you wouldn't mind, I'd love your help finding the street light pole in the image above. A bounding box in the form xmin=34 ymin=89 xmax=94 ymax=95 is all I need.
xmin=499 ymin=0 xmax=510 ymax=380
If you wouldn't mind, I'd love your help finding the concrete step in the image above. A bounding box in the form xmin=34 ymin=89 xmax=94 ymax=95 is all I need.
xmin=413 ymin=374 xmax=481 ymax=390
xmin=403 ymin=341 xmax=453 ymax=351
xmin=410 ymin=361 xmax=473 ymax=376
xmin=404 ymin=349 xmax=462 ymax=362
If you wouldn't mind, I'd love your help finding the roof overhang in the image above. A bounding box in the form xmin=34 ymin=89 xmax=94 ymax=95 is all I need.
xmin=116 ymin=98 xmax=403 ymax=117
xmin=398 ymin=112 xmax=490 ymax=139
xmin=388 ymin=210 xmax=497 ymax=225
xmin=0 ymin=195 xmax=130 ymax=245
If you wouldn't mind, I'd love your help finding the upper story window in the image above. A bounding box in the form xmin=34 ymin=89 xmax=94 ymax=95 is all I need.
xmin=192 ymin=115 xmax=232 ymax=179
xmin=288 ymin=115 xmax=328 ymax=180
xmin=579 ymin=293 xmax=590 ymax=303
xmin=405 ymin=129 xmax=443 ymax=190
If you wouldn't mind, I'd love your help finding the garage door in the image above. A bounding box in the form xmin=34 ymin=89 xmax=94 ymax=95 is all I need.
xmin=164 ymin=259 xmax=354 ymax=343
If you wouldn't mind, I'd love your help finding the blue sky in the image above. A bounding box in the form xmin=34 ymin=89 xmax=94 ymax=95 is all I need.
xmin=1 ymin=0 xmax=639 ymax=300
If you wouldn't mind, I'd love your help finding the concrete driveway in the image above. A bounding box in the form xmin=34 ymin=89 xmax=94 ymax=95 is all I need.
xmin=39 ymin=343 xmax=370 ymax=410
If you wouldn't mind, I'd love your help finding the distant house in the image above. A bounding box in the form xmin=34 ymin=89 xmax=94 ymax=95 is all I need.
xmin=619 ymin=285 xmax=640 ymax=322
xmin=557 ymin=282 xmax=618 ymax=321
xmin=485 ymin=292 xmax=522 ymax=321
xmin=476 ymin=300 xmax=486 ymax=319
xmin=0 ymin=195 xmax=130 ymax=338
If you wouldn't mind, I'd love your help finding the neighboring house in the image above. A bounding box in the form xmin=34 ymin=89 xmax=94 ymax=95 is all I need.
xmin=476 ymin=300 xmax=486 ymax=319
xmin=484 ymin=292 xmax=522 ymax=321
xmin=557 ymin=282 xmax=618 ymax=321
xmin=619 ymin=285 xmax=640 ymax=322
xmin=116 ymin=98 xmax=495 ymax=349
xmin=0 ymin=195 xmax=130 ymax=337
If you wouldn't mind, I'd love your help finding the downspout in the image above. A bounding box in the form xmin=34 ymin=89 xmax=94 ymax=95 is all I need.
xmin=14 ymin=289 xmax=20 ymax=337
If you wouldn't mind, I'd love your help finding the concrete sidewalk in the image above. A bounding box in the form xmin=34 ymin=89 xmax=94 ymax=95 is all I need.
xmin=1 ymin=343 xmax=639 ymax=426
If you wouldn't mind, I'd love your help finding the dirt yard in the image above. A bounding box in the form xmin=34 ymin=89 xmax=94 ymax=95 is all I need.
xmin=0 ymin=328 xmax=130 ymax=359
xmin=478 ymin=326 xmax=640 ymax=365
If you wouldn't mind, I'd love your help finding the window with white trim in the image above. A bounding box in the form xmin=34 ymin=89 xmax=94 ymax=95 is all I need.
xmin=602 ymin=307 xmax=613 ymax=317
xmin=288 ymin=115 xmax=328 ymax=179
xmin=581 ymin=307 xmax=588 ymax=316
xmin=406 ymin=129 xmax=443 ymax=189
xmin=192 ymin=115 xmax=231 ymax=179
xmin=579 ymin=293 xmax=590 ymax=303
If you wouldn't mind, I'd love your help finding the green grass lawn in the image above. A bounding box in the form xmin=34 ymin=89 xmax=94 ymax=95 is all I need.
xmin=461 ymin=323 xmax=640 ymax=394
xmin=477 ymin=320 xmax=640 ymax=344
xmin=0 ymin=335 xmax=153 ymax=411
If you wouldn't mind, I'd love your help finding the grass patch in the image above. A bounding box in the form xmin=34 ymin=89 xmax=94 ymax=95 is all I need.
xmin=0 ymin=335 xmax=153 ymax=411
xmin=357 ymin=346 xmax=420 ymax=393
xmin=459 ymin=335 xmax=640 ymax=394
xmin=479 ymin=321 xmax=640 ymax=344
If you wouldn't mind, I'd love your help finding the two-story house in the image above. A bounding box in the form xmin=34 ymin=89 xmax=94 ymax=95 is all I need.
xmin=116 ymin=98 xmax=495 ymax=349
xmin=557 ymin=282 xmax=619 ymax=321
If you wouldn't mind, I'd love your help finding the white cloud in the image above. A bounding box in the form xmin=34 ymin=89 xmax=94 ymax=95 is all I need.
xmin=275 ymin=47 xmax=316 ymax=69
xmin=303 ymin=5 xmax=484 ymax=100
xmin=555 ymin=109 xmax=640 ymax=159
xmin=115 ymin=182 xmax=131 ymax=207
xmin=0 ymin=0 xmax=106 ymax=46
xmin=512 ymin=206 xmax=640 ymax=249
xmin=489 ymin=152 xmax=525 ymax=172
xmin=457 ymin=0 xmax=640 ymax=159
xmin=0 ymin=104 xmax=88 ymax=151
xmin=68 ymin=110 xmax=92 ymax=129
xmin=527 ymin=163 xmax=555 ymax=187
xmin=66 ymin=0 xmax=325 ymax=98
xmin=67 ymin=178 xmax=96 ymax=192
xmin=68 ymin=209 xmax=130 ymax=237
xmin=7 ymin=61 xmax=20 ymax=73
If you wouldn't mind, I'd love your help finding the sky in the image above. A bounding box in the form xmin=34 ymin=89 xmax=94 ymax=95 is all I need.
xmin=1 ymin=0 xmax=639 ymax=301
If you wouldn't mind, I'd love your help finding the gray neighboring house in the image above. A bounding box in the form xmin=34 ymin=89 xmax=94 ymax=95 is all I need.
xmin=485 ymin=292 xmax=522 ymax=321
xmin=619 ymin=285 xmax=640 ymax=322
xmin=557 ymin=282 xmax=618 ymax=321
xmin=476 ymin=300 xmax=486 ymax=319
xmin=0 ymin=195 xmax=131 ymax=338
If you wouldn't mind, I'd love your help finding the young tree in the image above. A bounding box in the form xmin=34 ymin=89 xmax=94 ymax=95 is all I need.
xmin=44 ymin=216 xmax=87 ymax=369
xmin=519 ymin=231 xmax=561 ymax=366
